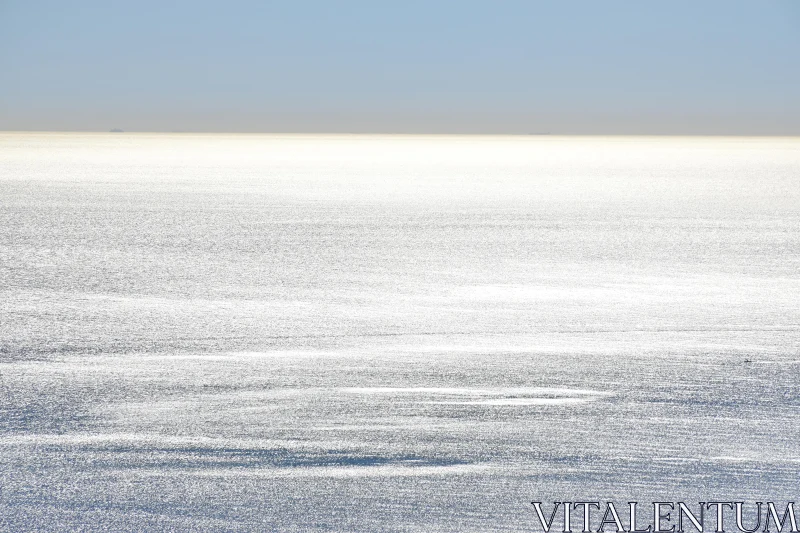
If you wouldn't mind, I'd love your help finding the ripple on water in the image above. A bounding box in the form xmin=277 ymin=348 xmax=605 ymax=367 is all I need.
xmin=339 ymin=387 xmax=612 ymax=406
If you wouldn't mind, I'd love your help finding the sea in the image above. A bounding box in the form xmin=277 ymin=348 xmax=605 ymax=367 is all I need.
xmin=0 ymin=133 xmax=798 ymax=532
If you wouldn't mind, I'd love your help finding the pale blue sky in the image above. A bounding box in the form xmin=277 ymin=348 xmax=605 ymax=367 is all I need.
xmin=1 ymin=1 xmax=798 ymax=133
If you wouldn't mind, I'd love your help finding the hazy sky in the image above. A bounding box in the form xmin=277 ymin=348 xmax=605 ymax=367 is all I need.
xmin=1 ymin=1 xmax=799 ymax=134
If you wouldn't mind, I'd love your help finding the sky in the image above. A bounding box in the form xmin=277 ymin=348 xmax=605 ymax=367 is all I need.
xmin=1 ymin=0 xmax=799 ymax=134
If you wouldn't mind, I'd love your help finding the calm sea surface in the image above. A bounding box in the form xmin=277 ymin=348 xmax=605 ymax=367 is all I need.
xmin=1 ymin=133 xmax=799 ymax=532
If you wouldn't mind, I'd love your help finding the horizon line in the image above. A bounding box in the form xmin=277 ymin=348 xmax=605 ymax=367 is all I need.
xmin=2 ymin=129 xmax=799 ymax=138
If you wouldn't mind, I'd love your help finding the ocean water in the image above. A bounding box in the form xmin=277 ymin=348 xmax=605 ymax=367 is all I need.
xmin=0 ymin=133 xmax=798 ymax=532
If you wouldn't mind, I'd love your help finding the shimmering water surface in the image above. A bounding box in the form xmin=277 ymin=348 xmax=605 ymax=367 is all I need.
xmin=1 ymin=134 xmax=799 ymax=532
